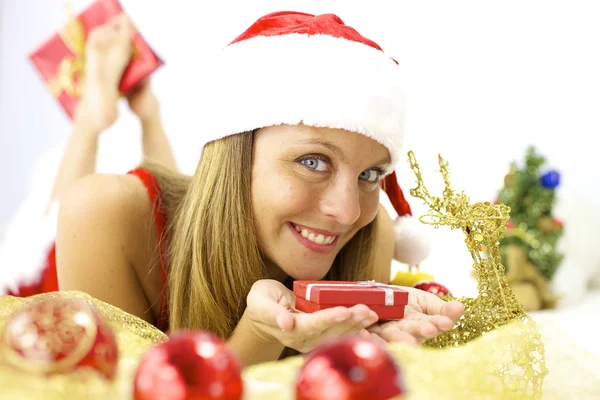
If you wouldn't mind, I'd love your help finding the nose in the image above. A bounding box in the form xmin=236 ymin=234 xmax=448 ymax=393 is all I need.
xmin=320 ymin=175 xmax=361 ymax=226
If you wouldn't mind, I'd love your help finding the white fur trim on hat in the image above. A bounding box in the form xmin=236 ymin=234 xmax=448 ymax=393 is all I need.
xmin=197 ymin=33 xmax=405 ymax=168
xmin=393 ymin=215 xmax=432 ymax=265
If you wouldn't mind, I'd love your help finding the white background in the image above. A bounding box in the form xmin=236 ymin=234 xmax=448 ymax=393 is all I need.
xmin=1 ymin=0 xmax=599 ymax=301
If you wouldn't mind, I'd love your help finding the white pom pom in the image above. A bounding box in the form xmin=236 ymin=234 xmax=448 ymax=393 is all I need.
xmin=393 ymin=215 xmax=432 ymax=265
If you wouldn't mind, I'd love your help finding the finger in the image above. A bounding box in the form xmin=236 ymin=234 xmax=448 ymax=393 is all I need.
xmin=373 ymin=320 xmax=438 ymax=341
xmin=347 ymin=304 xmax=379 ymax=327
xmin=249 ymin=290 xmax=296 ymax=331
xmin=358 ymin=330 xmax=389 ymax=347
xmin=368 ymin=325 xmax=418 ymax=344
xmin=441 ymin=300 xmax=465 ymax=322
xmin=294 ymin=306 xmax=353 ymax=335
xmin=275 ymin=311 xmax=295 ymax=332
xmin=413 ymin=289 xmax=465 ymax=320
xmin=319 ymin=305 xmax=378 ymax=339
xmin=272 ymin=296 xmax=297 ymax=332
xmin=332 ymin=304 xmax=379 ymax=336
xmin=427 ymin=314 xmax=457 ymax=331
xmin=404 ymin=313 xmax=456 ymax=331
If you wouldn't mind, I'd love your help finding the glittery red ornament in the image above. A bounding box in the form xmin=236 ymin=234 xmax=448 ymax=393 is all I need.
xmin=413 ymin=281 xmax=452 ymax=297
xmin=133 ymin=331 xmax=243 ymax=400
xmin=0 ymin=297 xmax=118 ymax=379
xmin=296 ymin=336 xmax=405 ymax=400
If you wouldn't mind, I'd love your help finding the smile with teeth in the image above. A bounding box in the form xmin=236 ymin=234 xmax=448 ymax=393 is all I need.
xmin=292 ymin=223 xmax=337 ymax=245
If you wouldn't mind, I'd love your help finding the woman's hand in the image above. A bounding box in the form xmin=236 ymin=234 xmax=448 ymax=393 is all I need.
xmin=246 ymin=279 xmax=379 ymax=353
xmin=367 ymin=287 xmax=465 ymax=344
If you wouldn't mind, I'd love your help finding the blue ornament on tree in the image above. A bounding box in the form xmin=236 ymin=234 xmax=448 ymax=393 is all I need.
xmin=540 ymin=170 xmax=561 ymax=189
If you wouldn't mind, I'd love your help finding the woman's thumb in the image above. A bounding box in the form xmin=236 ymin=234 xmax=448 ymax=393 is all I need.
xmin=249 ymin=282 xmax=295 ymax=331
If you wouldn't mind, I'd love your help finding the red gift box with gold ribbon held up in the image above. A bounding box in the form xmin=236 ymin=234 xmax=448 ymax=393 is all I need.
xmin=29 ymin=0 xmax=163 ymax=119
xmin=293 ymin=280 xmax=409 ymax=320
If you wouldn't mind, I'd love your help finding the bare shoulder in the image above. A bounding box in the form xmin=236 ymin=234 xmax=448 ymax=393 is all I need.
xmin=56 ymin=173 xmax=159 ymax=324
xmin=58 ymin=173 xmax=152 ymax=226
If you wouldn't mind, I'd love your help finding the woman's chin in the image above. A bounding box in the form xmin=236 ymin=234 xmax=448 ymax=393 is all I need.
xmin=285 ymin=266 xmax=330 ymax=281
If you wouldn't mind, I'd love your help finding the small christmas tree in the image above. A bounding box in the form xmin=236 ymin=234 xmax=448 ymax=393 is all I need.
xmin=496 ymin=147 xmax=564 ymax=309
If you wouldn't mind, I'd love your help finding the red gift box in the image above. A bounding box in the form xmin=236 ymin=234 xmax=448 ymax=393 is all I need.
xmin=293 ymin=280 xmax=409 ymax=320
xmin=29 ymin=0 xmax=164 ymax=119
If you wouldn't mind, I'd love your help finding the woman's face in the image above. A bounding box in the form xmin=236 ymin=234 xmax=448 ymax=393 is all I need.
xmin=251 ymin=124 xmax=391 ymax=281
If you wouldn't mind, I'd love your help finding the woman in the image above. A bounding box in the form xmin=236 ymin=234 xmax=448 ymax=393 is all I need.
xmin=56 ymin=11 xmax=464 ymax=367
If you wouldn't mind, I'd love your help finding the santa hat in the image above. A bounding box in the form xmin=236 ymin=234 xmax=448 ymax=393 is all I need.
xmin=198 ymin=11 xmax=431 ymax=265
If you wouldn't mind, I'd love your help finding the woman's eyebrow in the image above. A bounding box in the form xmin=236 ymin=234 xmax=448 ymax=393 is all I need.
xmin=373 ymin=156 xmax=392 ymax=169
xmin=297 ymin=138 xmax=391 ymax=168
xmin=298 ymin=138 xmax=348 ymax=163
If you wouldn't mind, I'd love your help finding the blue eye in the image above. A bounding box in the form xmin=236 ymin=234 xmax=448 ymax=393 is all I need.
xmin=360 ymin=169 xmax=382 ymax=183
xmin=301 ymin=157 xmax=328 ymax=172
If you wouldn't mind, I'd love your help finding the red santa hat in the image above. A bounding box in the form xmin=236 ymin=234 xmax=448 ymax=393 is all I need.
xmin=198 ymin=11 xmax=431 ymax=265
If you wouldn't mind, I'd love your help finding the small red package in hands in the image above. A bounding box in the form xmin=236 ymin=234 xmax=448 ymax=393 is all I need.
xmin=29 ymin=0 xmax=164 ymax=119
xmin=293 ymin=280 xmax=409 ymax=320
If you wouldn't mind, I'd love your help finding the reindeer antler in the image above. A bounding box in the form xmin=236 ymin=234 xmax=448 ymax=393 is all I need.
xmin=406 ymin=151 xmax=439 ymax=211
xmin=407 ymin=151 xmax=472 ymax=231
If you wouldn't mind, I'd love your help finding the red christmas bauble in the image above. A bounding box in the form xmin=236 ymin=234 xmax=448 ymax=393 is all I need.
xmin=0 ymin=297 xmax=118 ymax=379
xmin=133 ymin=331 xmax=243 ymax=400
xmin=296 ymin=336 xmax=405 ymax=400
xmin=413 ymin=281 xmax=452 ymax=297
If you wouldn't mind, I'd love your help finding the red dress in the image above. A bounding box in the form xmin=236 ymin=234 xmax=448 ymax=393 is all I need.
xmin=6 ymin=168 xmax=170 ymax=332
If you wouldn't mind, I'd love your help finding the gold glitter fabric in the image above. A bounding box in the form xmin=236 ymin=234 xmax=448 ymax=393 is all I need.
xmin=0 ymin=291 xmax=167 ymax=399
xmin=244 ymin=151 xmax=550 ymax=399
xmin=243 ymin=317 xmax=600 ymax=400
xmin=244 ymin=320 xmax=536 ymax=399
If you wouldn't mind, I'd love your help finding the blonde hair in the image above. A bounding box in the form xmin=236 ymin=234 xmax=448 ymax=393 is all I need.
xmin=144 ymin=131 xmax=379 ymax=339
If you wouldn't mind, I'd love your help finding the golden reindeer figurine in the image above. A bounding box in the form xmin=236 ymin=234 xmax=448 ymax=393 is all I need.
xmin=406 ymin=151 xmax=543 ymax=348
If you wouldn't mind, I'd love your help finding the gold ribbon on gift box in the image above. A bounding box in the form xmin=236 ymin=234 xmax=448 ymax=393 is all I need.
xmin=46 ymin=1 xmax=140 ymax=99
xmin=47 ymin=14 xmax=86 ymax=98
